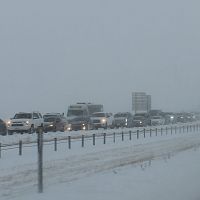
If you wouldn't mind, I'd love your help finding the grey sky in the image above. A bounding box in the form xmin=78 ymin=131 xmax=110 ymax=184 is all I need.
xmin=0 ymin=0 xmax=200 ymax=119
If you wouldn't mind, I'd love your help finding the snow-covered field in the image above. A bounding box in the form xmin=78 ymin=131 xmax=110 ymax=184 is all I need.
xmin=0 ymin=123 xmax=200 ymax=200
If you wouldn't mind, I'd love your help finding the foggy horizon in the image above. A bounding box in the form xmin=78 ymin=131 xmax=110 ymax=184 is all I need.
xmin=1 ymin=0 xmax=200 ymax=119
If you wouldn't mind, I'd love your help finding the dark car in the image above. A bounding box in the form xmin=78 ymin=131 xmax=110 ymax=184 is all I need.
xmin=163 ymin=113 xmax=177 ymax=125
xmin=132 ymin=115 xmax=148 ymax=127
xmin=176 ymin=113 xmax=188 ymax=123
xmin=0 ymin=119 xmax=7 ymax=135
xmin=67 ymin=116 xmax=93 ymax=131
xmin=113 ymin=112 xmax=133 ymax=128
xmin=134 ymin=113 xmax=151 ymax=126
xmin=43 ymin=116 xmax=67 ymax=133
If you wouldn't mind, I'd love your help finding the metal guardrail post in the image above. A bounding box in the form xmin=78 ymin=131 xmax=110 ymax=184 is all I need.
xmin=82 ymin=135 xmax=84 ymax=147
xmin=93 ymin=134 xmax=95 ymax=146
xmin=54 ymin=138 xmax=57 ymax=151
xmin=103 ymin=133 xmax=106 ymax=144
xmin=19 ymin=140 xmax=22 ymax=156
xmin=37 ymin=127 xmax=43 ymax=193
xmin=68 ymin=136 xmax=71 ymax=149
xmin=129 ymin=131 xmax=132 ymax=140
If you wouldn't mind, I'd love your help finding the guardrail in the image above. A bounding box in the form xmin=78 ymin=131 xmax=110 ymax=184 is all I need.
xmin=0 ymin=123 xmax=200 ymax=158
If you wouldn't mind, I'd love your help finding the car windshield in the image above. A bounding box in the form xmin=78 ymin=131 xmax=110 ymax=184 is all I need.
xmin=67 ymin=110 xmax=84 ymax=117
xmin=114 ymin=113 xmax=129 ymax=118
xmin=44 ymin=117 xmax=56 ymax=122
xmin=14 ymin=113 xmax=32 ymax=119
xmin=133 ymin=116 xmax=144 ymax=120
xmin=92 ymin=113 xmax=105 ymax=117
xmin=70 ymin=117 xmax=88 ymax=122
xmin=43 ymin=114 xmax=60 ymax=118
xmin=152 ymin=116 xmax=162 ymax=119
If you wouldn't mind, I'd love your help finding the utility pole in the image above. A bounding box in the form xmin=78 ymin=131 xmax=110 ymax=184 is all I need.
xmin=37 ymin=127 xmax=43 ymax=193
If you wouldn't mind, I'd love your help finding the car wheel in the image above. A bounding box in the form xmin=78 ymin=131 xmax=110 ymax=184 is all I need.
xmin=86 ymin=124 xmax=90 ymax=130
xmin=29 ymin=126 xmax=34 ymax=134
xmin=43 ymin=129 xmax=47 ymax=133
xmin=110 ymin=123 xmax=114 ymax=129
xmin=1 ymin=131 xmax=7 ymax=136
xmin=90 ymin=124 xmax=94 ymax=130
xmin=8 ymin=130 xmax=13 ymax=135
xmin=61 ymin=126 xmax=65 ymax=132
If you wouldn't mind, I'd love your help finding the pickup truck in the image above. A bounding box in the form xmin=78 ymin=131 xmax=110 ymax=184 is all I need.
xmin=91 ymin=112 xmax=114 ymax=129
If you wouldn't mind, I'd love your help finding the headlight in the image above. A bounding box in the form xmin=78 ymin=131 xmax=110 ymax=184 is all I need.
xmin=25 ymin=121 xmax=30 ymax=126
xmin=67 ymin=124 xmax=72 ymax=131
xmin=170 ymin=116 xmax=174 ymax=119
xmin=101 ymin=118 xmax=106 ymax=123
xmin=125 ymin=118 xmax=128 ymax=122
xmin=7 ymin=120 xmax=11 ymax=127
xmin=50 ymin=124 xmax=54 ymax=127
xmin=139 ymin=121 xmax=142 ymax=124
xmin=82 ymin=126 xmax=86 ymax=130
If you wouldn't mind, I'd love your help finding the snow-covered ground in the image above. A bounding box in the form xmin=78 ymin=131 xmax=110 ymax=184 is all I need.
xmin=0 ymin=123 xmax=200 ymax=200
xmin=30 ymin=148 xmax=200 ymax=200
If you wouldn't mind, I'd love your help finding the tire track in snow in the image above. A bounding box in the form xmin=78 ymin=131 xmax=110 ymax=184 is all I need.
xmin=0 ymin=134 xmax=200 ymax=199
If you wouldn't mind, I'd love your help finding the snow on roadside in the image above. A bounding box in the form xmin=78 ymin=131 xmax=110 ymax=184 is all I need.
xmin=0 ymin=124 xmax=200 ymax=200
xmin=12 ymin=146 xmax=200 ymax=200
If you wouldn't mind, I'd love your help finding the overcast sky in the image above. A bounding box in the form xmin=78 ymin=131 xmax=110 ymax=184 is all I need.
xmin=0 ymin=0 xmax=200 ymax=119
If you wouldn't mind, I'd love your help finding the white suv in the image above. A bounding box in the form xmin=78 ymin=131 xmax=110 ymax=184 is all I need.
xmin=91 ymin=112 xmax=114 ymax=129
xmin=7 ymin=112 xmax=43 ymax=134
